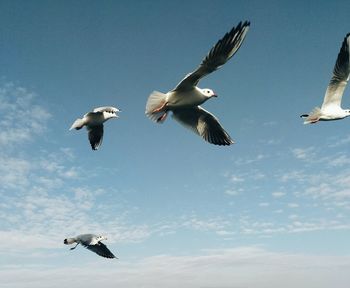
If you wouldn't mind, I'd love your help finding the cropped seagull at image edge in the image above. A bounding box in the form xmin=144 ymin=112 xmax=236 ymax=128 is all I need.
xmin=145 ymin=21 xmax=250 ymax=145
xmin=301 ymin=33 xmax=350 ymax=124
xmin=70 ymin=106 xmax=120 ymax=150
xmin=64 ymin=234 xmax=117 ymax=259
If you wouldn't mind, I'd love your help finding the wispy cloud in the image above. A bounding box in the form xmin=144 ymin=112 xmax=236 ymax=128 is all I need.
xmin=0 ymin=155 xmax=31 ymax=190
xmin=0 ymin=185 xmax=156 ymax=251
xmin=224 ymin=188 xmax=243 ymax=196
xmin=180 ymin=214 xmax=229 ymax=232
xmin=259 ymin=202 xmax=270 ymax=207
xmin=328 ymin=134 xmax=350 ymax=148
xmin=2 ymin=247 xmax=350 ymax=288
xmin=233 ymin=153 xmax=268 ymax=165
xmin=287 ymin=203 xmax=299 ymax=208
xmin=272 ymin=191 xmax=286 ymax=198
xmin=326 ymin=153 xmax=350 ymax=167
xmin=0 ymin=82 xmax=51 ymax=146
xmin=291 ymin=147 xmax=315 ymax=160
xmin=0 ymin=83 xmax=155 ymax=251
xmin=229 ymin=174 xmax=245 ymax=183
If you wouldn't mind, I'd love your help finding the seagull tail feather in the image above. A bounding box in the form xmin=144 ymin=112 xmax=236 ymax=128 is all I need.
xmin=145 ymin=91 xmax=168 ymax=123
xmin=302 ymin=107 xmax=321 ymax=124
xmin=69 ymin=118 xmax=85 ymax=130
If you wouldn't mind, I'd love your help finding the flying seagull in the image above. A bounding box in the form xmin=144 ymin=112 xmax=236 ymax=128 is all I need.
xmin=145 ymin=21 xmax=250 ymax=145
xmin=70 ymin=106 xmax=120 ymax=150
xmin=301 ymin=33 xmax=350 ymax=124
xmin=64 ymin=234 xmax=117 ymax=259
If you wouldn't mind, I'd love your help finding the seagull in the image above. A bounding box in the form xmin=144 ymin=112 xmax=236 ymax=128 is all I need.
xmin=301 ymin=33 xmax=350 ymax=124
xmin=64 ymin=234 xmax=117 ymax=259
xmin=70 ymin=106 xmax=120 ymax=150
xmin=145 ymin=21 xmax=250 ymax=145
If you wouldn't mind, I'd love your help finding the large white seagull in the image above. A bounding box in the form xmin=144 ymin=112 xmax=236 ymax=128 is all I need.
xmin=146 ymin=21 xmax=250 ymax=145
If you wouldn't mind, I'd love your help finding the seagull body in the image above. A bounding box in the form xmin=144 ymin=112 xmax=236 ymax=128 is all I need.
xmin=70 ymin=106 xmax=120 ymax=150
xmin=301 ymin=33 xmax=350 ymax=124
xmin=146 ymin=21 xmax=250 ymax=145
xmin=64 ymin=234 xmax=117 ymax=259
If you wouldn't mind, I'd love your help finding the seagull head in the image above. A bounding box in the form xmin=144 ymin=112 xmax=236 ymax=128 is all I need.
xmin=103 ymin=110 xmax=120 ymax=120
xmin=97 ymin=235 xmax=108 ymax=241
xmin=201 ymin=88 xmax=218 ymax=99
xmin=64 ymin=238 xmax=76 ymax=245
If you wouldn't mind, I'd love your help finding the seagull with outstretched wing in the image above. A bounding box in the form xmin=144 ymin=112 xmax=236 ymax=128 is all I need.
xmin=64 ymin=234 xmax=117 ymax=259
xmin=70 ymin=106 xmax=120 ymax=150
xmin=301 ymin=33 xmax=350 ymax=124
xmin=145 ymin=21 xmax=250 ymax=145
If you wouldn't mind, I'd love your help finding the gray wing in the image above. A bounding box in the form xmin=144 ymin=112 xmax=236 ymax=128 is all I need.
xmin=173 ymin=21 xmax=250 ymax=91
xmin=87 ymin=125 xmax=104 ymax=150
xmin=172 ymin=106 xmax=234 ymax=146
xmin=322 ymin=33 xmax=350 ymax=109
xmin=93 ymin=106 xmax=120 ymax=113
xmin=84 ymin=242 xmax=116 ymax=259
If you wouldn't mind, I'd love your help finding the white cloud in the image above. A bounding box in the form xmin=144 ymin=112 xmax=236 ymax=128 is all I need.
xmin=260 ymin=138 xmax=281 ymax=145
xmin=181 ymin=214 xmax=229 ymax=232
xmin=0 ymin=155 xmax=31 ymax=190
xmin=301 ymin=170 xmax=350 ymax=210
xmin=215 ymin=230 xmax=235 ymax=236
xmin=259 ymin=202 xmax=270 ymax=207
xmin=0 ymin=150 xmax=81 ymax=192
xmin=272 ymin=191 xmax=286 ymax=198
xmin=0 ymin=185 xmax=156 ymax=252
xmin=0 ymin=82 xmax=51 ymax=146
xmin=279 ymin=170 xmax=306 ymax=182
xmin=288 ymin=214 xmax=299 ymax=220
xmin=39 ymin=151 xmax=81 ymax=180
xmin=224 ymin=188 xmax=243 ymax=196
xmin=328 ymin=134 xmax=350 ymax=147
xmin=291 ymin=147 xmax=315 ymax=160
xmin=229 ymin=174 xmax=245 ymax=183
xmin=234 ymin=154 xmax=267 ymax=165
xmin=328 ymin=154 xmax=350 ymax=167
xmin=59 ymin=147 xmax=75 ymax=160
xmin=287 ymin=203 xmax=299 ymax=208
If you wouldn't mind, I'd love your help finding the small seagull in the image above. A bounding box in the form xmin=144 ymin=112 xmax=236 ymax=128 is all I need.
xmin=64 ymin=234 xmax=117 ymax=259
xmin=70 ymin=106 xmax=120 ymax=150
xmin=301 ymin=33 xmax=350 ymax=124
xmin=145 ymin=21 xmax=250 ymax=145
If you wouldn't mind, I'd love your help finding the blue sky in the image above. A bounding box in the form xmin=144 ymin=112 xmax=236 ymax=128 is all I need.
xmin=1 ymin=0 xmax=350 ymax=287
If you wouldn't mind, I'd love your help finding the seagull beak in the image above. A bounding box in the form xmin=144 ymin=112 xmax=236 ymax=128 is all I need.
xmin=212 ymin=94 xmax=218 ymax=98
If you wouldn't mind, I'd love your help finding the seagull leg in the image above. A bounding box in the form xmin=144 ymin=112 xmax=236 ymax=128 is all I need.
xmin=152 ymin=101 xmax=167 ymax=113
xmin=70 ymin=243 xmax=79 ymax=250
xmin=309 ymin=117 xmax=320 ymax=124
xmin=157 ymin=112 xmax=168 ymax=123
